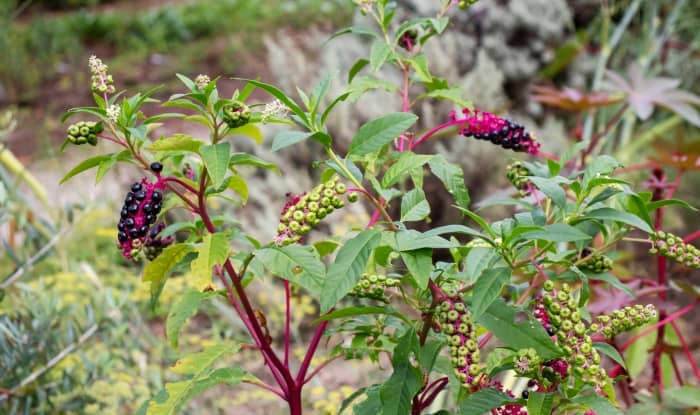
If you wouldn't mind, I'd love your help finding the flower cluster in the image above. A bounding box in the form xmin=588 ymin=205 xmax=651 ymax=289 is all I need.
xmin=541 ymin=282 xmax=608 ymax=389
xmin=579 ymin=251 xmax=613 ymax=273
xmin=117 ymin=163 xmax=166 ymax=260
xmin=589 ymin=305 xmax=657 ymax=339
xmin=451 ymin=109 xmax=540 ymax=154
xmin=435 ymin=291 xmax=482 ymax=389
xmin=261 ymin=99 xmax=289 ymax=123
xmin=66 ymin=121 xmax=103 ymax=146
xmin=505 ymin=161 xmax=531 ymax=195
xmin=195 ymin=74 xmax=211 ymax=90
xmin=649 ymin=231 xmax=700 ymax=268
xmin=513 ymin=348 xmax=542 ymax=378
xmin=349 ymin=273 xmax=400 ymax=301
xmin=88 ymin=55 xmax=115 ymax=94
xmin=222 ymin=101 xmax=251 ymax=128
xmin=275 ymin=177 xmax=351 ymax=245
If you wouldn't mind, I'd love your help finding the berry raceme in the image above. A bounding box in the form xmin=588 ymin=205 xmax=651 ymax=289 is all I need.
xmin=117 ymin=167 xmax=166 ymax=260
xmin=589 ymin=305 xmax=657 ymax=339
xmin=142 ymin=223 xmax=175 ymax=261
xmin=649 ymin=230 xmax=700 ymax=268
xmin=505 ymin=161 xmax=532 ymax=195
xmin=451 ymin=109 xmax=540 ymax=154
xmin=222 ymin=101 xmax=252 ymax=128
xmin=349 ymin=273 xmax=400 ymax=301
xmin=66 ymin=121 xmax=103 ymax=146
xmin=579 ymin=252 xmax=613 ymax=273
xmin=435 ymin=291 xmax=482 ymax=389
xmin=275 ymin=177 xmax=354 ymax=245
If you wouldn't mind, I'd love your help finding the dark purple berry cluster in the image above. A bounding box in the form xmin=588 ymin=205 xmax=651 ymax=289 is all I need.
xmin=117 ymin=163 xmax=166 ymax=260
xmin=66 ymin=121 xmax=103 ymax=146
xmin=435 ymin=291 xmax=482 ymax=389
xmin=649 ymin=231 xmax=700 ymax=268
xmin=451 ymin=109 xmax=540 ymax=154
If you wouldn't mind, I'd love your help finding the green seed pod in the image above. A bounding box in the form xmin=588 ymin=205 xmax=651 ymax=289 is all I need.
xmin=543 ymin=280 xmax=555 ymax=292
xmin=347 ymin=193 xmax=359 ymax=203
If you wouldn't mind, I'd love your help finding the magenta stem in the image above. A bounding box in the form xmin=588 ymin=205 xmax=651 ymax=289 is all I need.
xmin=296 ymin=320 xmax=330 ymax=385
xmin=410 ymin=119 xmax=463 ymax=150
xmin=670 ymin=320 xmax=700 ymax=383
xmin=284 ymin=279 xmax=291 ymax=368
xmin=683 ymin=229 xmax=700 ymax=243
xmin=162 ymin=176 xmax=198 ymax=194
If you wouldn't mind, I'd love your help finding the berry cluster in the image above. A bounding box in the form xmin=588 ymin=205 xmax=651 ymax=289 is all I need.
xmin=349 ymin=273 xmax=400 ymax=301
xmin=222 ymin=101 xmax=251 ymax=128
xmin=117 ymin=163 xmax=166 ymax=260
xmin=589 ymin=305 xmax=657 ymax=339
xmin=458 ymin=0 xmax=479 ymax=9
xmin=88 ymin=55 xmax=115 ymax=94
xmin=541 ymin=282 xmax=608 ymax=389
xmin=66 ymin=121 xmax=103 ymax=146
xmin=649 ymin=231 xmax=700 ymax=268
xmin=435 ymin=291 xmax=482 ymax=389
xmin=275 ymin=177 xmax=353 ymax=245
xmin=487 ymin=381 xmax=527 ymax=415
xmin=579 ymin=251 xmax=613 ymax=273
xmin=505 ymin=161 xmax=531 ymax=195
xmin=513 ymin=348 xmax=542 ymax=378
xmin=141 ymin=223 xmax=175 ymax=261
xmin=451 ymin=109 xmax=540 ymax=154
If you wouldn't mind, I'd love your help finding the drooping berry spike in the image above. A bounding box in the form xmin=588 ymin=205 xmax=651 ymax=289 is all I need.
xmin=649 ymin=230 xmax=700 ymax=268
xmin=117 ymin=177 xmax=167 ymax=260
xmin=451 ymin=109 xmax=540 ymax=154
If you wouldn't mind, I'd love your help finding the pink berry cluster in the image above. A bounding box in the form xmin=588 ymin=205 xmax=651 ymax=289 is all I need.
xmin=117 ymin=162 xmax=167 ymax=260
xmin=649 ymin=231 xmax=700 ymax=268
xmin=435 ymin=291 xmax=482 ymax=389
xmin=451 ymin=109 xmax=540 ymax=154
xmin=274 ymin=176 xmax=356 ymax=245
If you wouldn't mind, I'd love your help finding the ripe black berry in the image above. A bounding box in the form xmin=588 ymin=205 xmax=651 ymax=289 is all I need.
xmin=121 ymin=208 xmax=128 ymax=219
xmin=124 ymin=217 xmax=135 ymax=227
xmin=118 ymin=231 xmax=128 ymax=242
xmin=127 ymin=203 xmax=139 ymax=213
xmin=151 ymin=191 xmax=162 ymax=202
xmin=150 ymin=162 xmax=163 ymax=173
xmin=521 ymin=391 xmax=529 ymax=399
xmin=131 ymin=182 xmax=142 ymax=192
xmin=125 ymin=193 xmax=135 ymax=204
xmin=134 ymin=191 xmax=146 ymax=200
xmin=152 ymin=203 xmax=162 ymax=213
xmin=547 ymin=327 xmax=556 ymax=336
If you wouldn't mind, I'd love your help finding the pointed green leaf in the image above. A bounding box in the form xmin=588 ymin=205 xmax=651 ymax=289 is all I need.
xmin=370 ymin=40 xmax=392 ymax=72
xmin=271 ymin=130 xmax=313 ymax=151
xmin=167 ymin=289 xmax=215 ymax=348
xmin=229 ymin=153 xmax=279 ymax=172
xmin=256 ymin=245 xmax=326 ymax=296
xmin=148 ymin=134 xmax=202 ymax=152
xmin=582 ymin=207 xmax=653 ymax=233
xmin=593 ymin=342 xmax=627 ymax=370
xmin=382 ymin=152 xmax=434 ymax=187
xmin=227 ymin=175 xmax=248 ymax=204
xmin=226 ymin=123 xmax=263 ymax=144
xmin=60 ymin=154 xmax=113 ymax=184
xmin=522 ymin=224 xmax=592 ymax=242
xmin=471 ymin=267 xmax=511 ymax=320
xmin=428 ymin=155 xmax=470 ymax=210
xmin=348 ymin=113 xmax=418 ymax=156
xmin=395 ymin=229 xmax=456 ymax=251
xmin=407 ymin=54 xmax=431 ymax=83
xmin=321 ymin=229 xmax=381 ymax=312
xmin=233 ymin=78 xmax=308 ymax=125
xmin=400 ymin=248 xmax=432 ymax=289
xmin=527 ymin=392 xmax=554 ymax=415
xmin=571 ymin=393 xmax=623 ymax=415
xmin=401 ymin=188 xmax=430 ymax=222
xmin=190 ymin=233 xmax=230 ymax=290
xmin=143 ymin=243 xmax=194 ymax=297
xmin=200 ymin=142 xmax=231 ymax=188
xmin=458 ymin=388 xmax=517 ymax=415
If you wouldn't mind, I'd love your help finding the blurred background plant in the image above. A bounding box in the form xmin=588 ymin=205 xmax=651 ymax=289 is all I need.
xmin=0 ymin=0 xmax=699 ymax=413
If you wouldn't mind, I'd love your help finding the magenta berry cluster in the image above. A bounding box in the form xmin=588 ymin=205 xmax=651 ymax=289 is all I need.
xmin=435 ymin=291 xmax=482 ymax=389
xmin=589 ymin=305 xmax=657 ymax=339
xmin=222 ymin=101 xmax=252 ymax=128
xmin=349 ymin=273 xmax=400 ymax=301
xmin=649 ymin=231 xmax=700 ymax=268
xmin=487 ymin=381 xmax=527 ymax=415
xmin=117 ymin=163 xmax=166 ymax=260
xmin=451 ymin=109 xmax=540 ymax=154
xmin=275 ymin=177 xmax=350 ymax=245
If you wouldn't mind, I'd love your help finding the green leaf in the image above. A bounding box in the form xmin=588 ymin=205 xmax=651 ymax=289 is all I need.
xmin=663 ymin=386 xmax=700 ymax=409
xmin=422 ymin=88 xmax=472 ymax=108
xmin=229 ymin=153 xmax=279 ymax=172
xmin=582 ymin=207 xmax=653 ymax=233
xmin=200 ymin=142 xmax=231 ymax=189
xmin=458 ymin=388 xmax=517 ymax=415
xmin=400 ymin=248 xmax=432 ymax=289
xmin=226 ymin=175 xmax=248 ymax=204
xmin=348 ymin=58 xmax=369 ymax=83
xmin=395 ymin=229 xmax=456 ymax=251
xmin=478 ymin=299 xmax=561 ymax=359
xmin=327 ymin=25 xmax=378 ymax=43
xmin=321 ymin=229 xmax=382 ymax=312
xmin=190 ymin=233 xmax=230 ymax=290
xmin=234 ymin=78 xmax=308 ymax=126
xmin=60 ymin=154 xmax=113 ymax=184
xmin=646 ymin=198 xmax=698 ymax=212
xmin=345 ymin=75 xmax=399 ymax=102
xmin=428 ymin=155 xmax=470 ymax=210
xmin=95 ymin=150 xmax=130 ymax=183
xmin=593 ymin=342 xmax=627 ymax=370
xmin=455 ymin=207 xmax=496 ymax=238
xmin=381 ymin=152 xmax=434 ymax=187
xmin=522 ymin=224 xmax=592 ymax=242
xmin=271 ymin=130 xmax=313 ymax=151
xmin=471 ymin=267 xmax=511 ymax=320
xmin=167 ymin=289 xmax=215 ymax=348
xmin=351 ymin=385 xmax=382 ymax=415
xmin=571 ymin=393 xmax=623 ymax=415
xmin=380 ymin=330 xmax=422 ymax=415
xmin=148 ymin=134 xmax=202 ymax=153
xmin=528 ymin=177 xmax=567 ymax=210
xmin=527 ymin=392 xmax=554 ymax=415
xmin=370 ymin=40 xmax=392 ymax=72
xmin=314 ymin=305 xmax=395 ymax=323
xmin=143 ymin=243 xmax=194 ymax=297
xmin=348 ymin=113 xmax=418 ymax=156
xmin=401 ymin=189 xmax=430 ymax=222
xmin=583 ymin=156 xmax=622 ymax=190
xmin=147 ymin=343 xmax=246 ymax=415
xmin=464 ymin=247 xmax=499 ymax=284
xmin=589 ymin=273 xmax=635 ymax=298
xmin=408 ymin=54 xmax=431 ymax=82
xmin=226 ymin=123 xmax=263 ymax=144
xmin=256 ymin=245 xmax=326 ymax=296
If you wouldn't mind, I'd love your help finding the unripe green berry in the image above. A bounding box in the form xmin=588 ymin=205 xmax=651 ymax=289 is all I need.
xmin=543 ymin=280 xmax=555 ymax=291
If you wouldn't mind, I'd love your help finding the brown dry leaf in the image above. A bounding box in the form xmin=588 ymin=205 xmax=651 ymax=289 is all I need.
xmin=530 ymin=84 xmax=623 ymax=111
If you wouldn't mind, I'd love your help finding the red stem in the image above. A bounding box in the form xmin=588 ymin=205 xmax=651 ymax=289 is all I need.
xmin=683 ymin=229 xmax=700 ymax=243
xmin=296 ymin=320 xmax=330 ymax=385
xmin=162 ymin=176 xmax=198 ymax=194
xmin=620 ymin=300 xmax=700 ymax=352
xmin=284 ymin=280 xmax=291 ymax=368
xmin=670 ymin=320 xmax=700 ymax=383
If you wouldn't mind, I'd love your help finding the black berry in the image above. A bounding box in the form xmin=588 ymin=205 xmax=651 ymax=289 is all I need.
xmin=127 ymin=203 xmax=139 ymax=213
xmin=131 ymin=182 xmax=142 ymax=192
xmin=150 ymin=162 xmax=163 ymax=173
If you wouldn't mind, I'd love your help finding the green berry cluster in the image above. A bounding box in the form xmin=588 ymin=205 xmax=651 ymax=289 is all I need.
xmin=435 ymin=291 xmax=482 ymax=389
xmin=513 ymin=348 xmax=541 ymax=377
xmin=275 ymin=177 xmax=352 ymax=245
xmin=579 ymin=253 xmax=613 ymax=273
xmin=222 ymin=101 xmax=251 ymax=128
xmin=589 ymin=304 xmax=657 ymax=339
xmin=66 ymin=121 xmax=103 ymax=146
xmin=649 ymin=231 xmax=700 ymax=268
xmin=458 ymin=0 xmax=478 ymax=9
xmin=505 ymin=161 xmax=531 ymax=195
xmin=349 ymin=273 xmax=400 ymax=301
xmin=541 ymin=281 xmax=608 ymax=388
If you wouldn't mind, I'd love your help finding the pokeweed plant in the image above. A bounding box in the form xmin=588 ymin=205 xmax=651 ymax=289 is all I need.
xmin=59 ymin=1 xmax=699 ymax=414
